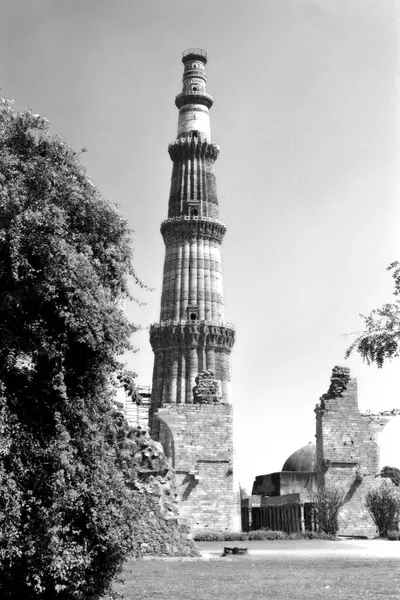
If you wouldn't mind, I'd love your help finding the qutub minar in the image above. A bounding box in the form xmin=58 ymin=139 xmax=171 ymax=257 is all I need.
xmin=149 ymin=49 xmax=240 ymax=531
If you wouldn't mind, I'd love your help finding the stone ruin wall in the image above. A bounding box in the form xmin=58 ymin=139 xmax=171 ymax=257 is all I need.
xmin=117 ymin=415 xmax=199 ymax=556
xmin=156 ymin=402 xmax=241 ymax=532
xmin=315 ymin=366 xmax=399 ymax=538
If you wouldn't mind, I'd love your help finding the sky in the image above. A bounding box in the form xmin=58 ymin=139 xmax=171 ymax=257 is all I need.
xmin=1 ymin=0 xmax=400 ymax=491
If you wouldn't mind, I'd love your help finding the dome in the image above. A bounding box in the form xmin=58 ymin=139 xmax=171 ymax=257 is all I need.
xmin=282 ymin=442 xmax=316 ymax=472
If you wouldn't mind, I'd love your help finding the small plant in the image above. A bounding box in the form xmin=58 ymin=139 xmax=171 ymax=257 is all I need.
xmin=387 ymin=530 xmax=400 ymax=541
xmin=308 ymin=485 xmax=345 ymax=535
xmin=365 ymin=480 xmax=400 ymax=537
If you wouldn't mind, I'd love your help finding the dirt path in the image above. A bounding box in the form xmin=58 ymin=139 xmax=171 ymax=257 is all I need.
xmin=196 ymin=539 xmax=400 ymax=559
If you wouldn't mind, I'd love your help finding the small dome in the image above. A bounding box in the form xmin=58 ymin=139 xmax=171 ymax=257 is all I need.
xmin=282 ymin=442 xmax=316 ymax=472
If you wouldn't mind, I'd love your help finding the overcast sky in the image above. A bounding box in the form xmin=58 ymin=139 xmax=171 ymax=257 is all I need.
xmin=1 ymin=0 xmax=399 ymax=491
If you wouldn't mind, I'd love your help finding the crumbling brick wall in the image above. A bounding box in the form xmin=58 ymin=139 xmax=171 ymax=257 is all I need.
xmin=315 ymin=366 xmax=383 ymax=538
xmin=156 ymin=403 xmax=241 ymax=532
xmin=115 ymin=416 xmax=199 ymax=556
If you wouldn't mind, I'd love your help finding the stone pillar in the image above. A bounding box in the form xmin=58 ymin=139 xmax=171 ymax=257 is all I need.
xmin=174 ymin=243 xmax=183 ymax=321
xmin=180 ymin=239 xmax=190 ymax=318
xmin=179 ymin=352 xmax=186 ymax=405
xmin=206 ymin=343 xmax=216 ymax=373
xmin=186 ymin=344 xmax=198 ymax=404
xmin=160 ymin=245 xmax=170 ymax=321
xmin=204 ymin=238 xmax=212 ymax=319
xmin=189 ymin=237 xmax=198 ymax=307
xmin=197 ymin=237 xmax=205 ymax=319
xmin=162 ymin=349 xmax=170 ymax=404
xmin=169 ymin=349 xmax=178 ymax=403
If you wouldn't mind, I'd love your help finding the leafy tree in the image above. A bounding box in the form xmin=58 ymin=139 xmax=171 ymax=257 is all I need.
xmin=346 ymin=262 xmax=400 ymax=366
xmin=0 ymin=99 xmax=143 ymax=599
xmin=365 ymin=480 xmax=400 ymax=537
xmin=308 ymin=485 xmax=345 ymax=535
xmin=381 ymin=466 xmax=400 ymax=487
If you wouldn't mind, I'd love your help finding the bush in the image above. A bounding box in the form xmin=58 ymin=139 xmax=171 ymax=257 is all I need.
xmin=287 ymin=531 xmax=337 ymax=540
xmin=194 ymin=528 xmax=338 ymax=542
xmin=222 ymin=531 xmax=248 ymax=541
xmin=247 ymin=529 xmax=287 ymax=540
xmin=365 ymin=480 xmax=400 ymax=537
xmin=308 ymin=485 xmax=345 ymax=535
xmin=387 ymin=530 xmax=400 ymax=541
xmin=0 ymin=100 xmax=142 ymax=599
xmin=193 ymin=531 xmax=224 ymax=542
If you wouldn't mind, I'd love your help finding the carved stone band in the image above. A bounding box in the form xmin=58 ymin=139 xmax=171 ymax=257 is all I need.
xmin=168 ymin=138 xmax=219 ymax=161
xmin=160 ymin=217 xmax=226 ymax=244
xmin=149 ymin=321 xmax=235 ymax=352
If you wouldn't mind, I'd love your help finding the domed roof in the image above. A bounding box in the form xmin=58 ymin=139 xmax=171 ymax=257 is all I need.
xmin=282 ymin=442 xmax=316 ymax=472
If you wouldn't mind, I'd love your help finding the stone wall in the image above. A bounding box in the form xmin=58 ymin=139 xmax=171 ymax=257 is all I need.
xmin=315 ymin=366 xmax=384 ymax=538
xmin=132 ymin=490 xmax=199 ymax=557
xmin=115 ymin=416 xmax=199 ymax=556
xmin=155 ymin=403 xmax=241 ymax=532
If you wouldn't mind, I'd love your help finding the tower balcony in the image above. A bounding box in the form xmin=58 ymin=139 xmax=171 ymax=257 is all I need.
xmin=149 ymin=319 xmax=235 ymax=353
xmin=175 ymin=91 xmax=214 ymax=110
xmin=160 ymin=215 xmax=226 ymax=244
xmin=150 ymin=318 xmax=235 ymax=330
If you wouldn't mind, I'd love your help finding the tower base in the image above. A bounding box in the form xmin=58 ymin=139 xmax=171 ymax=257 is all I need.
xmin=155 ymin=403 xmax=241 ymax=532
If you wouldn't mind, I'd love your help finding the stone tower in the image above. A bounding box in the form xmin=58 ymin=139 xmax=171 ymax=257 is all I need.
xmin=149 ymin=49 xmax=239 ymax=531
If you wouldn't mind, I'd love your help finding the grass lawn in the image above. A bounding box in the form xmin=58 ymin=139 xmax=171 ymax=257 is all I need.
xmin=116 ymin=554 xmax=400 ymax=599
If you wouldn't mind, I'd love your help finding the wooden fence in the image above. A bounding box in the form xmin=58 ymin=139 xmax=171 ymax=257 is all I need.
xmin=241 ymin=503 xmax=317 ymax=533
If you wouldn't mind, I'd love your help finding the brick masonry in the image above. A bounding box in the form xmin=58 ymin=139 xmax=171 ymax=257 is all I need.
xmin=155 ymin=403 xmax=241 ymax=532
xmin=315 ymin=365 xmax=395 ymax=538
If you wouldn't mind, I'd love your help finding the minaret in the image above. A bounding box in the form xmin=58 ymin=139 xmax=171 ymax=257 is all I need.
xmin=149 ymin=49 xmax=239 ymax=531
xmin=150 ymin=48 xmax=235 ymax=413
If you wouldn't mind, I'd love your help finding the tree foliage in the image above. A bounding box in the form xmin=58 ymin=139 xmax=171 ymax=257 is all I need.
xmin=308 ymin=485 xmax=345 ymax=535
xmin=346 ymin=262 xmax=400 ymax=367
xmin=365 ymin=480 xmax=400 ymax=537
xmin=381 ymin=466 xmax=400 ymax=487
xmin=0 ymin=99 xmax=143 ymax=599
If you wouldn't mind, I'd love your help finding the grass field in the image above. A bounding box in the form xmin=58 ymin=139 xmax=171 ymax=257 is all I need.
xmin=115 ymin=541 xmax=400 ymax=600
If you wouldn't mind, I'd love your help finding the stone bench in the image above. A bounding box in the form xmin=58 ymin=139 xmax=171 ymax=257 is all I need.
xmin=223 ymin=546 xmax=248 ymax=556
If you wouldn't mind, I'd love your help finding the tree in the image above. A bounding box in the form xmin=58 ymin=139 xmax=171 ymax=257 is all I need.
xmin=346 ymin=262 xmax=400 ymax=367
xmin=308 ymin=486 xmax=345 ymax=535
xmin=365 ymin=480 xmax=400 ymax=537
xmin=381 ymin=466 xmax=400 ymax=487
xmin=0 ymin=99 xmax=143 ymax=599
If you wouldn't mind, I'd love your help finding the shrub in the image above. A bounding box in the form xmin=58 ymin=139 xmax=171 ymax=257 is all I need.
xmin=247 ymin=529 xmax=287 ymax=540
xmin=308 ymin=485 xmax=345 ymax=535
xmin=381 ymin=466 xmax=400 ymax=487
xmin=194 ymin=528 xmax=337 ymax=542
xmin=365 ymin=480 xmax=400 ymax=537
xmin=287 ymin=531 xmax=337 ymax=540
xmin=387 ymin=530 xmax=400 ymax=541
xmin=223 ymin=531 xmax=248 ymax=541
xmin=193 ymin=531 xmax=223 ymax=542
